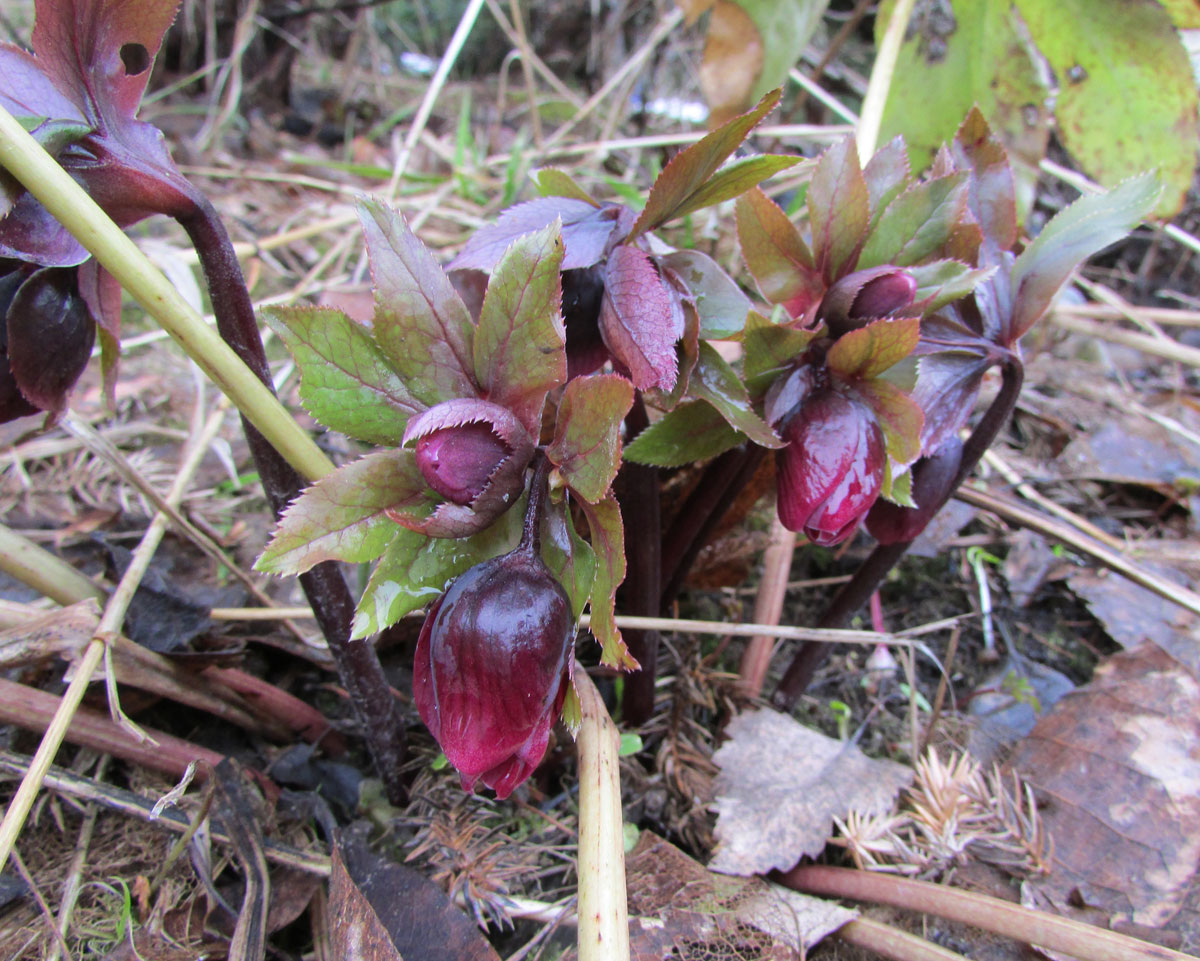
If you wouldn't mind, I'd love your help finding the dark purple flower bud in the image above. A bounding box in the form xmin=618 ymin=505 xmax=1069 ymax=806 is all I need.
xmin=397 ymin=398 xmax=536 ymax=538
xmin=866 ymin=435 xmax=963 ymax=544
xmin=413 ymin=460 xmax=574 ymax=798
xmin=775 ymin=388 xmax=885 ymax=546
xmin=415 ymin=422 xmax=512 ymax=506
xmin=819 ymin=266 xmax=916 ymax=338
xmin=0 ymin=262 xmax=39 ymax=422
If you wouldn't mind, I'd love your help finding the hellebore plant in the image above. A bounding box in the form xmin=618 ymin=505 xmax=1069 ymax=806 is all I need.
xmin=0 ymin=0 xmax=411 ymax=802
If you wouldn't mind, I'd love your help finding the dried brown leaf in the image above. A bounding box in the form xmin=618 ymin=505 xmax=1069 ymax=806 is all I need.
xmin=711 ymin=709 xmax=912 ymax=875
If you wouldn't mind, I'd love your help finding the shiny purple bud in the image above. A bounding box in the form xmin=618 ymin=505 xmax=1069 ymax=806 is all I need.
xmin=413 ymin=460 xmax=574 ymax=799
xmin=415 ymin=422 xmax=511 ymax=506
xmin=775 ymin=388 xmax=886 ymax=546
xmin=820 ymin=266 xmax=917 ymax=338
xmin=866 ymin=435 xmax=963 ymax=544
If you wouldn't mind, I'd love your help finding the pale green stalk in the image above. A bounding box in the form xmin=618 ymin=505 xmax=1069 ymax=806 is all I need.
xmin=0 ymin=525 xmax=104 ymax=607
xmin=0 ymin=103 xmax=333 ymax=482
xmin=856 ymin=0 xmax=917 ymax=161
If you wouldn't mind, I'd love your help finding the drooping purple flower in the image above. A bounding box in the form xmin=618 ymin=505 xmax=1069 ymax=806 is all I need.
xmin=818 ymin=266 xmax=917 ymax=338
xmin=866 ymin=435 xmax=963 ymax=544
xmin=415 ymin=422 xmax=512 ymax=506
xmin=413 ymin=461 xmax=573 ymax=798
xmin=773 ymin=383 xmax=886 ymax=546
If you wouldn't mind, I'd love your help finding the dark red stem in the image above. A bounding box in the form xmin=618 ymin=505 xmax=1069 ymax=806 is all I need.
xmin=176 ymin=193 xmax=408 ymax=803
xmin=773 ymin=353 xmax=1025 ymax=708
xmin=615 ymin=397 xmax=661 ymax=725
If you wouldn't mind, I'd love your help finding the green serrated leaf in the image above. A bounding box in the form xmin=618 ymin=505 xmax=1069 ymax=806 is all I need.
xmin=1009 ymin=172 xmax=1159 ymax=339
xmin=863 ymin=136 xmax=912 ymax=228
xmin=623 ymin=400 xmax=744 ymax=468
xmin=735 ymin=188 xmax=820 ymax=315
xmin=577 ymin=496 xmax=637 ymax=670
xmin=351 ymin=505 xmax=522 ymax=638
xmin=474 ymin=220 xmax=567 ymax=434
xmin=256 ymin=451 xmax=432 ymax=576
xmin=357 ymin=199 xmax=478 ymax=407
xmin=264 ymin=306 xmax=420 ymax=445
xmin=1015 ymin=0 xmax=1197 ymax=217
xmin=907 ymin=260 xmax=995 ymax=313
xmin=857 ymin=172 xmax=969 ymax=269
xmin=543 ymin=494 xmax=596 ymax=620
xmin=630 ymin=88 xmax=782 ymax=238
xmin=881 ymin=463 xmax=916 ymax=507
xmin=743 ymin=309 xmax=817 ymax=382
xmin=689 ymin=342 xmax=782 ymax=448
xmin=561 ymin=681 xmax=582 ymax=736
xmin=827 ymin=317 xmax=920 ymax=381
xmin=855 ymin=379 xmax=924 ymax=467
xmin=534 ymin=167 xmax=599 ymax=205
xmin=547 ymin=374 xmax=634 ymax=502
xmin=667 ymin=154 xmax=802 ymax=224
xmin=808 ymin=137 xmax=870 ymax=281
xmin=659 ymin=249 xmax=753 ymax=340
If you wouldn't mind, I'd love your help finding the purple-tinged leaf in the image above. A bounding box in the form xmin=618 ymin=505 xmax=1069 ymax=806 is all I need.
xmin=910 ymin=348 xmax=991 ymax=455
xmin=474 ymin=220 xmax=566 ymax=434
xmin=76 ymin=258 xmax=121 ymax=407
xmin=599 ymin=245 xmax=681 ymax=392
xmin=534 ymin=168 xmax=600 ymax=206
xmin=256 ymin=451 xmax=433 ymax=576
xmin=658 ymin=249 xmax=753 ymax=339
xmin=0 ymin=265 xmax=38 ymax=422
xmin=652 ymin=288 xmax=701 ymax=412
xmin=630 ymin=88 xmax=782 ymax=238
xmin=0 ymin=44 xmax=86 ymax=124
xmin=577 ymin=495 xmax=638 ymax=671
xmin=449 ymin=198 xmax=621 ymax=272
xmin=547 ymin=374 xmax=634 ymax=503
xmin=819 ymin=266 xmax=917 ymax=338
xmin=358 ymin=199 xmax=478 ymax=407
xmin=907 ymin=260 xmax=995 ymax=314
xmin=264 ymin=305 xmax=420 ymax=446
xmin=352 ymin=508 xmax=523 ymax=638
xmin=858 ymin=172 xmax=969 ymax=269
xmin=542 ymin=494 xmax=596 ymax=620
xmin=689 ymin=342 xmax=782 ymax=449
xmin=623 ymin=400 xmax=743 ymax=468
xmin=0 ymin=191 xmax=89 ymax=266
xmin=950 ymin=107 xmax=1017 ymax=252
xmin=31 ymin=0 xmax=180 ymax=122
xmin=1009 ymin=172 xmax=1159 ymax=340
xmin=863 ymin=136 xmax=911 ymax=229
xmin=665 ymin=154 xmax=803 ymax=225
xmin=827 ymin=317 xmax=920 ymax=382
xmin=808 ymin=137 xmax=870 ymax=282
xmin=743 ymin=309 xmax=817 ymax=382
xmin=853 ymin=378 xmax=924 ymax=468
xmin=7 ymin=266 xmax=94 ymax=415
xmin=736 ymin=187 xmax=825 ymax=321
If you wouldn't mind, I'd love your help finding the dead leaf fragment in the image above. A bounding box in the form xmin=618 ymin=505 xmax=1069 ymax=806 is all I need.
xmin=1011 ymin=643 xmax=1200 ymax=935
xmin=700 ymin=1 xmax=763 ymax=127
xmin=711 ymin=709 xmax=913 ymax=875
xmin=627 ymin=831 xmax=855 ymax=959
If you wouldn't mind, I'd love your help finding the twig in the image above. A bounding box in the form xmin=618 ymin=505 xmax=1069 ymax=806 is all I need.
xmin=1051 ymin=311 xmax=1200 ymax=369
xmin=856 ymin=0 xmax=917 ymax=160
xmin=0 ymin=524 xmax=105 ymax=607
xmin=574 ymin=668 xmax=629 ymax=961
xmin=737 ymin=516 xmax=796 ymax=698
xmin=781 ymin=865 xmax=1195 ymax=961
xmin=836 ymin=916 xmax=968 ymax=961
xmin=954 ymin=485 xmax=1200 ymax=617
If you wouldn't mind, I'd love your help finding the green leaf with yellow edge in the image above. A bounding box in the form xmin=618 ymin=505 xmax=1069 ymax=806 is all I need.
xmin=577 ymin=495 xmax=637 ymax=670
xmin=857 ymin=172 xmax=969 ymax=269
xmin=689 ymin=342 xmax=782 ymax=449
xmin=474 ymin=220 xmax=567 ymax=435
xmin=264 ymin=305 xmax=420 ymax=446
xmin=534 ymin=168 xmax=599 ymax=206
xmin=358 ymin=199 xmax=478 ymax=407
xmin=350 ymin=503 xmax=523 ymax=638
xmin=547 ymin=374 xmax=634 ymax=503
xmin=808 ymin=137 xmax=870 ymax=281
xmin=256 ymin=451 xmax=433 ymax=576
xmin=623 ymin=400 xmax=744 ymax=468
xmin=1014 ymin=0 xmax=1197 ymax=217
xmin=630 ymin=88 xmax=781 ymax=238
xmin=827 ymin=317 xmax=921 ymax=381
